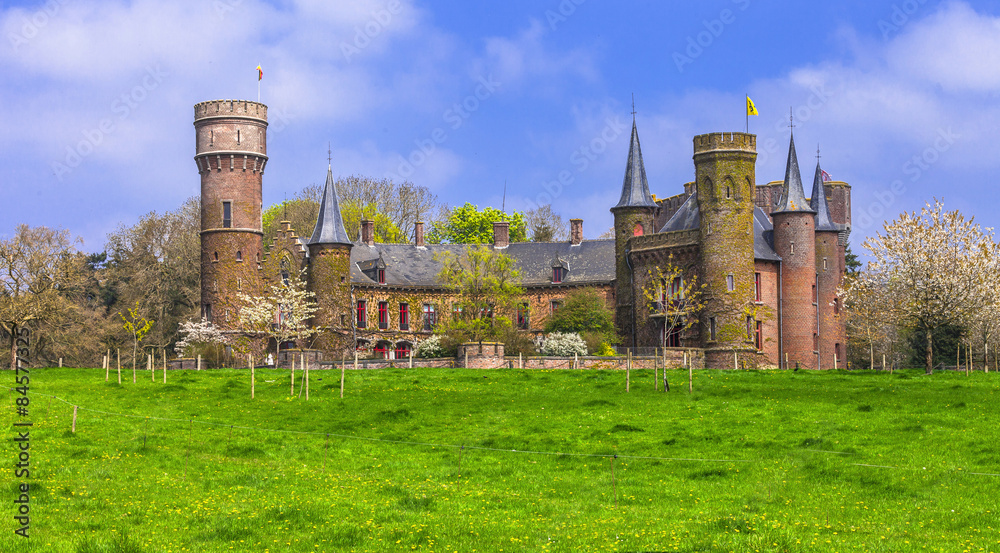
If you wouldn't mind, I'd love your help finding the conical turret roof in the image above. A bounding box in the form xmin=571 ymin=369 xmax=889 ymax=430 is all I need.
xmin=307 ymin=165 xmax=353 ymax=246
xmin=773 ymin=133 xmax=816 ymax=214
xmin=613 ymin=119 xmax=657 ymax=210
xmin=810 ymin=161 xmax=838 ymax=232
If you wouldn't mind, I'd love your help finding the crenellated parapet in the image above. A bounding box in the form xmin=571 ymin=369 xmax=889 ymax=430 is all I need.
xmin=693 ymin=132 xmax=756 ymax=154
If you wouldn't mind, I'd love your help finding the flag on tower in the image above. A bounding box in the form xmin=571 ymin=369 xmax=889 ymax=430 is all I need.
xmin=746 ymin=96 xmax=759 ymax=116
xmin=257 ymin=65 xmax=263 ymax=81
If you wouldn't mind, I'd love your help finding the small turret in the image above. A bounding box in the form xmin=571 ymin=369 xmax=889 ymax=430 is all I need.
xmin=811 ymin=157 xmax=844 ymax=368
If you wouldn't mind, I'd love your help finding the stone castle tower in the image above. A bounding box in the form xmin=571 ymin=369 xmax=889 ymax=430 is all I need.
xmin=194 ymin=100 xmax=268 ymax=327
xmin=692 ymin=132 xmax=759 ymax=364
xmin=610 ymin=118 xmax=658 ymax=348
xmin=306 ymin=164 xmax=355 ymax=352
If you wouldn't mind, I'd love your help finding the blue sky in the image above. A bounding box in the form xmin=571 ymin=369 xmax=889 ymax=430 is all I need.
xmin=4 ymin=0 xmax=1000 ymax=256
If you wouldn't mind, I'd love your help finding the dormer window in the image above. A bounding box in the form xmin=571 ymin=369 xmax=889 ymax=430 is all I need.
xmin=377 ymin=268 xmax=386 ymax=285
xmin=552 ymin=267 xmax=566 ymax=284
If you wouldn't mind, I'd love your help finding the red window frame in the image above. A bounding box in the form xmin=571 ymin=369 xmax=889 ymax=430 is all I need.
xmin=552 ymin=267 xmax=565 ymax=283
xmin=665 ymin=324 xmax=681 ymax=347
xmin=356 ymin=300 xmax=367 ymax=328
xmin=423 ymin=304 xmax=436 ymax=331
xmin=755 ymin=320 xmax=763 ymax=351
xmin=394 ymin=342 xmax=411 ymax=359
xmin=516 ymin=304 xmax=529 ymax=329
xmin=378 ymin=301 xmax=388 ymax=329
xmin=550 ymin=300 xmax=561 ymax=315
xmin=373 ymin=341 xmax=390 ymax=359
xmin=400 ymin=303 xmax=409 ymax=330
xmin=754 ymin=272 xmax=761 ymax=302
xmin=377 ymin=268 xmax=386 ymax=285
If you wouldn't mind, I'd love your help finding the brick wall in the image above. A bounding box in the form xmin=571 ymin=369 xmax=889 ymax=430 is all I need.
xmin=772 ymin=211 xmax=817 ymax=369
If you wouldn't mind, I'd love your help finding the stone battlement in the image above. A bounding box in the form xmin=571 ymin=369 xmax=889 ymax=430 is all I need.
xmin=194 ymin=99 xmax=268 ymax=122
xmin=693 ymin=132 xmax=756 ymax=154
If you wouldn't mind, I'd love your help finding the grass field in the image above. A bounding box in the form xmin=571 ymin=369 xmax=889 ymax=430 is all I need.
xmin=3 ymin=366 xmax=999 ymax=552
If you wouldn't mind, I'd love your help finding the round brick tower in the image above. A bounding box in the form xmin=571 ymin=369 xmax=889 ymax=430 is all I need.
xmin=771 ymin=133 xmax=817 ymax=369
xmin=692 ymin=132 xmax=758 ymax=365
xmin=194 ymin=99 xmax=268 ymax=328
xmin=811 ymin=160 xmax=846 ymax=369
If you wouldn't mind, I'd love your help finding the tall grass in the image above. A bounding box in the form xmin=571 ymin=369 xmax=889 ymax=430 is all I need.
xmin=3 ymin=367 xmax=998 ymax=552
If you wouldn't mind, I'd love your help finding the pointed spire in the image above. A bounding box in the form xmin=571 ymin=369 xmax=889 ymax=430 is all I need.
xmin=773 ymin=131 xmax=815 ymax=214
xmin=613 ymin=118 xmax=657 ymax=210
xmin=307 ymin=165 xmax=353 ymax=246
xmin=810 ymin=158 xmax=838 ymax=231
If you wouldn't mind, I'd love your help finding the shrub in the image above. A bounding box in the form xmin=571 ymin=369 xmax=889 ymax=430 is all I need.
xmin=415 ymin=336 xmax=448 ymax=358
xmin=594 ymin=342 xmax=617 ymax=357
xmin=545 ymin=289 xmax=619 ymax=347
xmin=540 ymin=332 xmax=588 ymax=357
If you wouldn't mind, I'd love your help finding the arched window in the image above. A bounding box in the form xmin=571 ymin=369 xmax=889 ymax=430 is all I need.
xmin=633 ymin=222 xmax=644 ymax=237
xmin=236 ymin=250 xmax=243 ymax=262
xmin=374 ymin=341 xmax=392 ymax=360
xmin=395 ymin=342 xmax=412 ymax=359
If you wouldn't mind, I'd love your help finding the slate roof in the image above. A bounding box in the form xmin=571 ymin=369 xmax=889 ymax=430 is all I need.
xmin=658 ymin=193 xmax=781 ymax=262
xmin=613 ymin=119 xmax=657 ymax=210
xmin=307 ymin=166 xmax=353 ymax=246
xmin=809 ymin=161 xmax=839 ymax=232
xmin=350 ymin=240 xmax=616 ymax=288
xmin=772 ymin=133 xmax=816 ymax=215
xmin=659 ymin=193 xmax=700 ymax=232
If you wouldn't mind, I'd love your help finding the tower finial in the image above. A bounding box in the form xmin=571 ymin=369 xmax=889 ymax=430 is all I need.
xmin=816 ymin=144 xmax=821 ymax=162
xmin=327 ymin=142 xmax=332 ymax=168
xmin=502 ymin=179 xmax=507 ymax=213
xmin=789 ymin=108 xmax=795 ymax=131
xmin=631 ymin=93 xmax=637 ymax=121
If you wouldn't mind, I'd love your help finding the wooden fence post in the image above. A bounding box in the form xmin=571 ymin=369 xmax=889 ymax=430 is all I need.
xmin=197 ymin=354 xmax=201 ymax=371
xmin=291 ymin=353 xmax=295 ymax=396
xmin=626 ymin=351 xmax=631 ymax=392
xmin=72 ymin=405 xmax=77 ymax=433
xmin=104 ymin=354 xmax=108 ymax=382
xmin=251 ymin=354 xmax=255 ymax=399
xmin=304 ymin=353 xmax=309 ymax=401
xmin=117 ymin=349 xmax=121 ymax=384
xmin=163 ymin=349 xmax=167 ymax=383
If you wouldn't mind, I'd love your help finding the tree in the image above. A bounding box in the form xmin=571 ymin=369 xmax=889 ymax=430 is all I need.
xmin=340 ymin=200 xmax=406 ymax=244
xmin=0 ymin=225 xmax=82 ymax=370
xmin=641 ymin=255 xmax=706 ymax=352
xmin=844 ymin=244 xmax=862 ymax=277
xmin=237 ymin=268 xmax=319 ymax=359
xmin=841 ymin=274 xmax=898 ymax=370
xmin=435 ymin=245 xmax=524 ymax=342
xmin=427 ymin=203 xmax=527 ymax=244
xmin=104 ymin=198 xmax=200 ymax=353
xmin=544 ymin=288 xmax=618 ymax=351
xmin=861 ymin=200 xmax=997 ymax=374
xmin=119 ymin=301 xmax=154 ymax=380
xmin=263 ymin=198 xmax=320 ymax=245
xmin=525 ymin=204 xmax=567 ymax=242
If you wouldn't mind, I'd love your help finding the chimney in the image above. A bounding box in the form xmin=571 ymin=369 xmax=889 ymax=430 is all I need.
xmin=414 ymin=221 xmax=425 ymax=247
xmin=492 ymin=221 xmax=509 ymax=249
xmin=570 ymin=218 xmax=583 ymax=245
xmin=361 ymin=219 xmax=375 ymax=246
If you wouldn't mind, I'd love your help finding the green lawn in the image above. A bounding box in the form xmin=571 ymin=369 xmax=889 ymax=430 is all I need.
xmin=3 ymin=366 xmax=999 ymax=552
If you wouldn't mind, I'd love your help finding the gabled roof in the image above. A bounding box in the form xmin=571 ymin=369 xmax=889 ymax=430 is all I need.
xmin=307 ymin=166 xmax=353 ymax=246
xmin=810 ymin=161 xmax=838 ymax=232
xmin=613 ymin=119 xmax=657 ymax=210
xmin=350 ymin=240 xmax=616 ymax=288
xmin=772 ymin=133 xmax=816 ymax=215
xmin=659 ymin=193 xmax=700 ymax=232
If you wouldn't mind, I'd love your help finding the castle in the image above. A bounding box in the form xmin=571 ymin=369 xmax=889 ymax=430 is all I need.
xmin=194 ymin=99 xmax=850 ymax=369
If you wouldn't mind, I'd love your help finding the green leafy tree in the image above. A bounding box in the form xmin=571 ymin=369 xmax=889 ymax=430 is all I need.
xmin=544 ymin=288 xmax=618 ymax=351
xmin=435 ymin=245 xmax=524 ymax=342
xmin=844 ymin=244 xmax=861 ymax=277
xmin=119 ymin=301 xmax=154 ymax=380
xmin=427 ymin=203 xmax=527 ymax=244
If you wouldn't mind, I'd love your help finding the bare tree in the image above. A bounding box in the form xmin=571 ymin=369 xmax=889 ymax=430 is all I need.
xmin=0 ymin=225 xmax=81 ymax=369
xmin=525 ymin=204 xmax=567 ymax=242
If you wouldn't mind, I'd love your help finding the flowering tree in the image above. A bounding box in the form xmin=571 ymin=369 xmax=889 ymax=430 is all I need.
xmin=175 ymin=317 xmax=224 ymax=356
xmin=540 ymin=332 xmax=587 ymax=356
xmin=861 ymin=200 xmax=998 ymax=374
xmin=237 ymin=268 xmax=319 ymax=361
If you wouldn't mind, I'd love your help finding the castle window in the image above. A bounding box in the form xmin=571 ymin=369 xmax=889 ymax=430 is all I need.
xmin=725 ymin=185 xmax=731 ymax=199
xmin=633 ymin=222 xmax=644 ymax=237
xmin=726 ymin=274 xmax=735 ymax=292
xmin=552 ymin=267 xmax=566 ymax=283
xmin=709 ymin=317 xmax=717 ymax=341
xmin=374 ymin=341 xmax=391 ymax=360
xmin=395 ymin=342 xmax=412 ymax=359
xmin=236 ymin=250 xmax=243 ymax=262
xmin=707 ymin=222 xmax=713 ymax=236
xmin=256 ymin=251 xmax=261 ymax=262
xmin=754 ymin=272 xmax=761 ymax=302
xmin=236 ymin=129 xmax=240 ymax=144
xmin=550 ymin=300 xmax=561 ymax=315
xmin=210 ymin=130 xmax=214 ymax=146
xmin=823 ymin=257 xmax=828 ymax=271
xmin=422 ymin=304 xmax=436 ymax=331
xmin=812 ymin=283 xmax=818 ymax=304
xmin=237 ymin=278 xmax=242 ymax=291
xmin=813 ymin=332 xmax=819 ymax=352
xmin=377 ymin=268 xmax=386 ymax=285
xmin=204 ymin=303 xmax=212 ymax=323
xmin=664 ymin=324 xmax=681 ymax=347
xmin=213 ymin=251 xmax=218 ymax=262
xmin=755 ymin=321 xmax=763 ymax=351
xmin=670 ymin=276 xmax=683 ymax=300
xmin=790 ymin=241 xmax=795 ymax=256
xmin=746 ymin=316 xmax=754 ymax=341
xmin=517 ymin=304 xmax=530 ymax=329
xmin=378 ymin=301 xmax=388 ymax=329
xmin=340 ymin=314 xmax=347 ymax=327
xmin=833 ymin=297 xmax=840 ymax=314
xmin=222 ymin=201 xmax=232 ymax=228
xmin=356 ymin=300 xmax=367 ymax=328
xmin=399 ymin=303 xmax=410 ymax=331
xmin=341 ymin=276 xmax=346 ymax=283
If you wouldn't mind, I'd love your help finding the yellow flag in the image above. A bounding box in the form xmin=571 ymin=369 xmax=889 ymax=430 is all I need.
xmin=257 ymin=65 xmax=263 ymax=81
xmin=746 ymin=96 xmax=759 ymax=116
